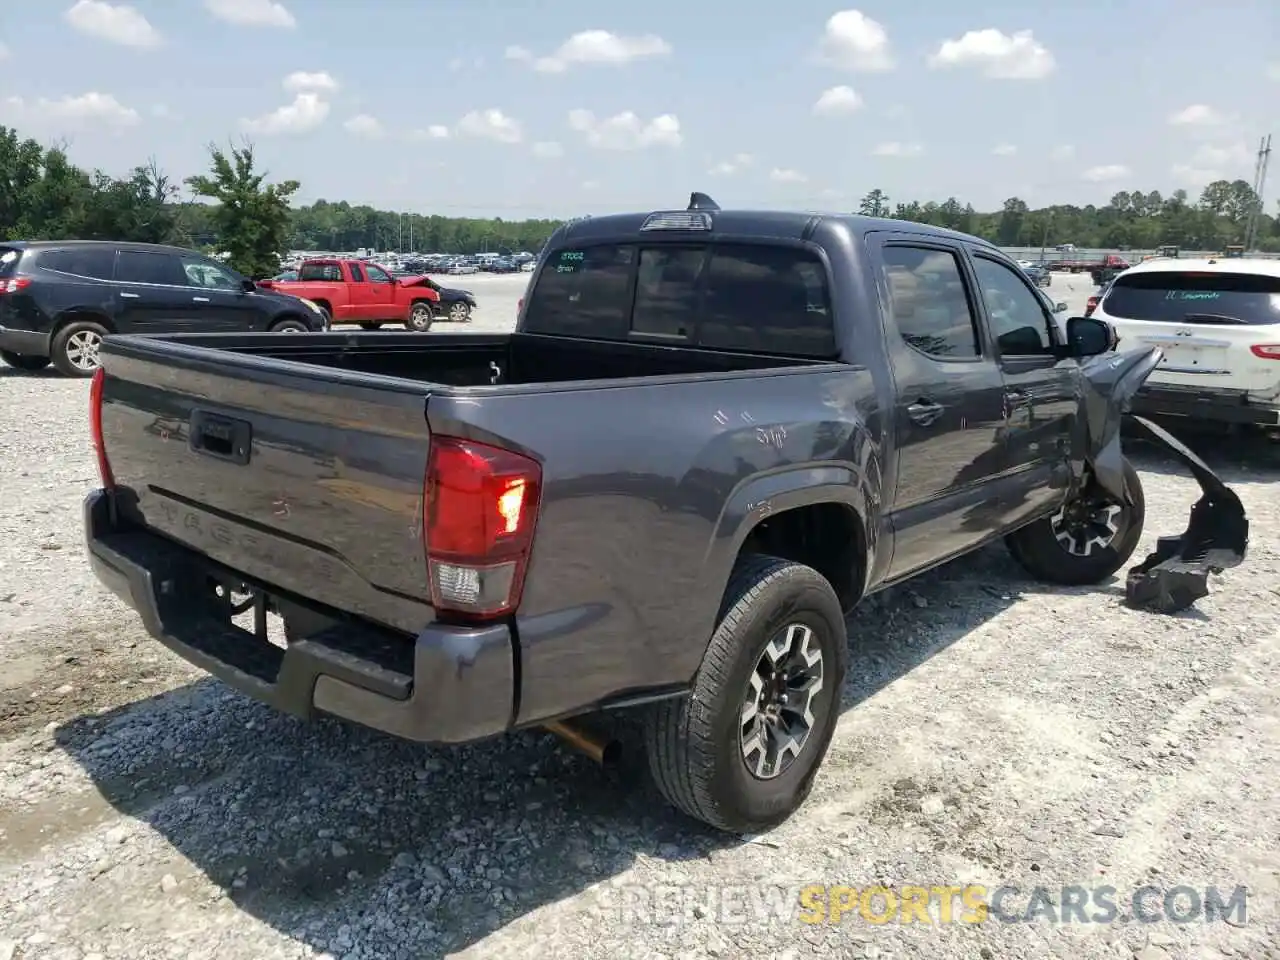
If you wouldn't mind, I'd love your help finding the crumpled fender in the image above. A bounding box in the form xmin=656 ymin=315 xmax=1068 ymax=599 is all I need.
xmin=1076 ymin=345 xmax=1249 ymax=613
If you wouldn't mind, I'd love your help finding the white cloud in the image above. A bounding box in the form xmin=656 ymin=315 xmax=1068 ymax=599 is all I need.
xmin=770 ymin=168 xmax=807 ymax=183
xmin=582 ymin=180 xmax=600 ymax=191
xmin=1267 ymin=62 xmax=1280 ymax=81
xmin=1168 ymin=104 xmax=1223 ymax=126
xmin=519 ymin=30 xmax=672 ymax=72
xmin=456 ymin=108 xmax=522 ymax=143
xmin=0 ymin=43 xmax=7 ymax=60
xmin=1170 ymin=142 xmax=1253 ymax=185
xmin=242 ymin=93 xmax=328 ymax=134
xmin=4 ymin=91 xmax=140 ymax=128
xmin=992 ymin=143 xmax=1017 ymax=155
xmin=64 ymin=0 xmax=161 ymax=47
xmin=708 ymin=153 xmax=753 ymax=175
xmin=203 ymin=0 xmax=294 ymax=27
xmin=1170 ymin=165 xmax=1220 ymax=188
xmin=872 ymin=141 xmax=922 ymax=157
xmin=928 ymin=29 xmax=1054 ymax=79
xmin=1081 ymin=164 xmax=1129 ymax=182
xmin=343 ymin=114 xmax=383 ymax=138
xmin=567 ymin=109 xmax=680 ymax=150
xmin=531 ymin=141 xmax=564 ymax=158
xmin=1050 ymin=144 xmax=1075 ymax=161
xmin=283 ymin=71 xmax=337 ymax=93
xmin=1191 ymin=142 xmax=1251 ymax=167
xmin=407 ymin=125 xmax=450 ymax=141
xmin=813 ymin=85 xmax=863 ymax=115
xmin=818 ymin=10 xmax=893 ymax=71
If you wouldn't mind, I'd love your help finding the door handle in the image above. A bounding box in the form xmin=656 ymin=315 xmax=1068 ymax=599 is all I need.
xmin=906 ymin=398 xmax=945 ymax=426
xmin=118 ymin=291 xmax=140 ymax=298
xmin=192 ymin=296 xmax=210 ymax=302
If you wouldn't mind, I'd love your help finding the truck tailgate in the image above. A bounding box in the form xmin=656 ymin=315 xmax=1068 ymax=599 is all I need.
xmin=97 ymin=337 xmax=436 ymax=633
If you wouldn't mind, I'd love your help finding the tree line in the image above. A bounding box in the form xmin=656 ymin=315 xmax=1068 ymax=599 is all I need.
xmin=4 ymin=123 xmax=1278 ymax=283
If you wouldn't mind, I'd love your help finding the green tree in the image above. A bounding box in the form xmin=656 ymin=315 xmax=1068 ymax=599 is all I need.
xmin=858 ymin=188 xmax=890 ymax=217
xmin=184 ymin=140 xmax=298 ymax=278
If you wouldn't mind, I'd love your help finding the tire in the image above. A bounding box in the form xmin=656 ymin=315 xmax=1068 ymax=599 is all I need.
xmin=643 ymin=554 xmax=848 ymax=833
xmin=51 ymin=320 xmax=109 ymax=377
xmin=407 ymin=301 xmax=434 ymax=331
xmin=270 ymin=316 xmax=309 ymax=333
xmin=1 ymin=350 xmax=51 ymax=371
xmin=359 ymin=322 xmax=383 ymax=331
xmin=1005 ymin=458 xmax=1146 ymax=585
xmin=447 ymin=301 xmax=472 ymax=322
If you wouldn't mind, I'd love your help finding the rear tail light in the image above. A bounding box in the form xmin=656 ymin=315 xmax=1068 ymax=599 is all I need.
xmin=424 ymin=436 xmax=542 ymax=620
xmin=517 ymin=297 xmax=524 ymax=312
xmin=0 ymin=276 xmax=32 ymax=294
xmin=89 ymin=367 xmax=115 ymax=489
xmin=1250 ymin=344 xmax=1280 ymax=359
xmin=1085 ymin=296 xmax=1099 ymax=317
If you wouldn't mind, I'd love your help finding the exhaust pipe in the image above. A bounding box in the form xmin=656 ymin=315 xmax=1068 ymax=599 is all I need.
xmin=543 ymin=720 xmax=621 ymax=766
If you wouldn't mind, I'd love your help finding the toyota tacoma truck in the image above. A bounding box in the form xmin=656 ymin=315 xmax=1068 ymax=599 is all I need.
xmin=260 ymin=257 xmax=441 ymax=331
xmin=82 ymin=194 xmax=1247 ymax=833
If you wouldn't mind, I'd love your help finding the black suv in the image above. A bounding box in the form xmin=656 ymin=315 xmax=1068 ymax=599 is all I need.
xmin=0 ymin=240 xmax=328 ymax=376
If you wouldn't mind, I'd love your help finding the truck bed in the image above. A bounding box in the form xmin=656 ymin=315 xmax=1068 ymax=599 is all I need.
xmin=94 ymin=329 xmax=845 ymax=638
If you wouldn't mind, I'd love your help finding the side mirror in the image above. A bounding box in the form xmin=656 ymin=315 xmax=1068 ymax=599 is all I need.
xmin=242 ymin=278 xmax=258 ymax=292
xmin=1054 ymin=301 xmax=1069 ymax=313
xmin=1065 ymin=316 xmax=1117 ymax=357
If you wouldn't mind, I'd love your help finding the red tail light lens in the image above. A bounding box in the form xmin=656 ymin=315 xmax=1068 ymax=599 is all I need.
xmin=424 ymin=436 xmax=542 ymax=620
xmin=1250 ymin=344 xmax=1280 ymax=360
xmin=517 ymin=297 xmax=524 ymax=312
xmin=1085 ymin=296 xmax=1099 ymax=317
xmin=0 ymin=277 xmax=32 ymax=294
xmin=89 ymin=367 xmax=115 ymax=489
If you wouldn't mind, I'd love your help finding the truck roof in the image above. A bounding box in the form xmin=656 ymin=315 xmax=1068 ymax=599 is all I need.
xmin=555 ymin=202 xmax=1001 ymax=251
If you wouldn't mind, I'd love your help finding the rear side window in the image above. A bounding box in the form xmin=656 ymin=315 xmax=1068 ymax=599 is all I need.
xmin=524 ymin=242 xmax=836 ymax=356
xmin=116 ymin=249 xmax=187 ymax=286
xmin=1104 ymin=271 xmax=1280 ymax=325
xmin=880 ymin=246 xmax=980 ymax=359
xmin=0 ymin=247 xmax=21 ymax=277
xmin=298 ymin=262 xmax=342 ymax=281
xmin=38 ymin=247 xmax=116 ymax=280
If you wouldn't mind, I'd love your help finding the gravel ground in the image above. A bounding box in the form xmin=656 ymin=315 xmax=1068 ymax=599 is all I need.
xmin=1 ymin=272 xmax=1277 ymax=960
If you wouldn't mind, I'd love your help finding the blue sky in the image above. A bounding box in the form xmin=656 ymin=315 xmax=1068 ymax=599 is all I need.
xmin=1 ymin=0 xmax=1277 ymax=219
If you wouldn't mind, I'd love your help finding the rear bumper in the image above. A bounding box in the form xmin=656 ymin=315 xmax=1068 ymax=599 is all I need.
xmin=0 ymin=325 xmax=51 ymax=356
xmin=83 ymin=489 xmax=515 ymax=744
xmin=1131 ymin=385 xmax=1280 ymax=426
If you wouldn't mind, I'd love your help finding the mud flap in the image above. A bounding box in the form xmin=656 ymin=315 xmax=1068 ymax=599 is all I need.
xmin=1079 ymin=347 xmax=1249 ymax=613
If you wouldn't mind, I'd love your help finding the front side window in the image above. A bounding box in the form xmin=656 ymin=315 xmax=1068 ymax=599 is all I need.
xmin=366 ymin=264 xmax=393 ymax=283
xmin=180 ymin=256 xmax=240 ymax=290
xmin=880 ymin=246 xmax=980 ymax=359
xmin=972 ymin=256 xmax=1055 ymax=356
xmin=1103 ymin=271 xmax=1280 ymax=326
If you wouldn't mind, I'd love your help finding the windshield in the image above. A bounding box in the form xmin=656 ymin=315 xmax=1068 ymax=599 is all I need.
xmin=1103 ymin=270 xmax=1280 ymax=325
xmin=0 ymin=247 xmax=20 ymax=278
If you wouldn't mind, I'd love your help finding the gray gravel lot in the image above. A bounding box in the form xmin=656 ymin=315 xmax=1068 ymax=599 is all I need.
xmin=1 ymin=273 xmax=1278 ymax=960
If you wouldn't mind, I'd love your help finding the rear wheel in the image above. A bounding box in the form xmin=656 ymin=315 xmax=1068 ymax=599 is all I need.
xmin=643 ymin=554 xmax=847 ymax=833
xmin=1 ymin=350 xmax=51 ymax=371
xmin=407 ymin=301 xmax=434 ymax=331
xmin=51 ymin=320 xmax=108 ymax=377
xmin=447 ymin=301 xmax=472 ymax=322
xmin=1006 ymin=458 xmax=1145 ymax=585
xmin=270 ymin=317 xmax=309 ymax=333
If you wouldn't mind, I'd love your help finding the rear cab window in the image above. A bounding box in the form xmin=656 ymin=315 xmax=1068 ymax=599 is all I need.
xmin=524 ymin=242 xmax=837 ymax=357
xmin=1104 ymin=270 xmax=1280 ymax=325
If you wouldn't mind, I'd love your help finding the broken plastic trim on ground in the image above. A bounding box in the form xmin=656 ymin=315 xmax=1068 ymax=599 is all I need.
xmin=1078 ymin=345 xmax=1249 ymax=614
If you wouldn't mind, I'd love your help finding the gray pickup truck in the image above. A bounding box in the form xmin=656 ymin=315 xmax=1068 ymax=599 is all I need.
xmin=83 ymin=194 xmax=1247 ymax=834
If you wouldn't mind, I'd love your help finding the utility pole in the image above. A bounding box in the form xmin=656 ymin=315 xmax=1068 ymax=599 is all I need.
xmin=1243 ymin=134 xmax=1271 ymax=251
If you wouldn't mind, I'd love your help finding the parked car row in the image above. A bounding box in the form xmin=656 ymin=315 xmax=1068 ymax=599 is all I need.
xmin=0 ymin=240 xmax=328 ymax=376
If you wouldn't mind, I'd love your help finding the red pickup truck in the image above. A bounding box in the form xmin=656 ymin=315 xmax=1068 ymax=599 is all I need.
xmin=261 ymin=258 xmax=440 ymax=331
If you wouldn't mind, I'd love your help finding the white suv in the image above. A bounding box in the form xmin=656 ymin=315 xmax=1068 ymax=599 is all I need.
xmin=1091 ymin=256 xmax=1280 ymax=429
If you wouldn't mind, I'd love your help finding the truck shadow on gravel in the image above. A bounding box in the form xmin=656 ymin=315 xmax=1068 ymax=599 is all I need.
xmin=51 ymin=548 xmax=1037 ymax=954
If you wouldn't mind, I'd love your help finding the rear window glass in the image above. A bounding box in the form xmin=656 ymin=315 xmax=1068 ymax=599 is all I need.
xmin=38 ymin=247 xmax=116 ymax=280
xmin=1104 ymin=271 xmax=1280 ymax=325
xmin=524 ymin=242 xmax=836 ymax=357
xmin=299 ymin=262 xmax=343 ymax=281
xmin=0 ymin=247 xmax=20 ymax=277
